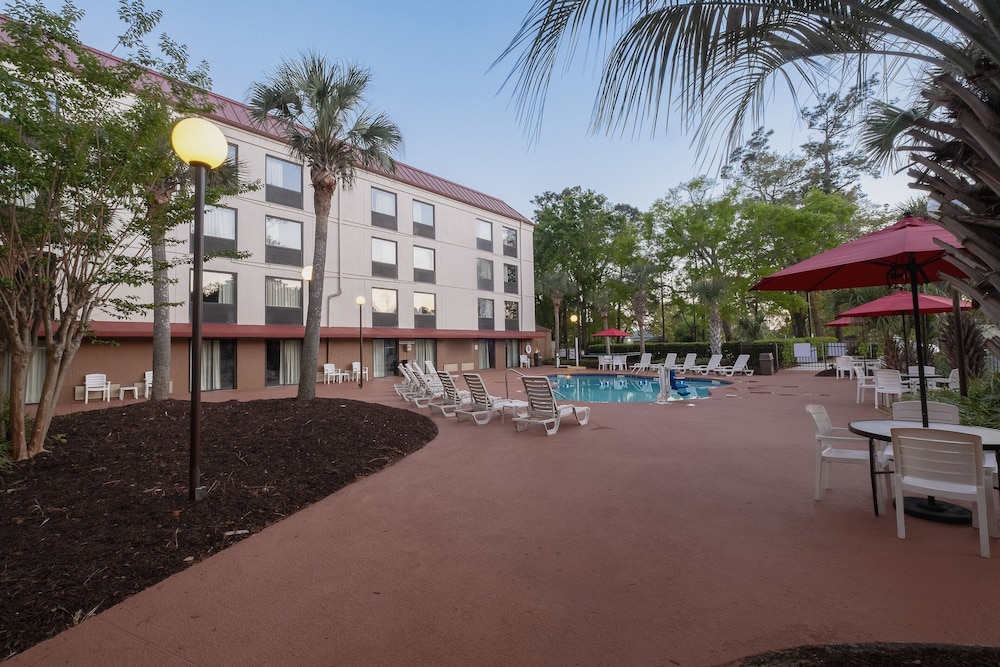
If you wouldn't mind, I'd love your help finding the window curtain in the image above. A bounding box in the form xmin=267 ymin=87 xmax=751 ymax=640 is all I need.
xmin=216 ymin=277 xmax=236 ymax=304
xmin=477 ymin=340 xmax=490 ymax=369
xmin=372 ymin=339 xmax=389 ymax=377
xmin=266 ymin=278 xmax=302 ymax=308
xmin=280 ymin=340 xmax=301 ymax=385
xmin=372 ymin=189 xmax=396 ymax=215
xmin=414 ymin=339 xmax=436 ymax=370
xmin=266 ymin=157 xmax=284 ymax=187
xmin=204 ymin=207 xmax=235 ymax=238
xmin=202 ymin=340 xmax=223 ymax=391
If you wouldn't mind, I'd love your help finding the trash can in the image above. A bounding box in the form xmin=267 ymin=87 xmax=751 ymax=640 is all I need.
xmin=533 ymin=352 xmax=540 ymax=367
xmin=758 ymin=352 xmax=775 ymax=375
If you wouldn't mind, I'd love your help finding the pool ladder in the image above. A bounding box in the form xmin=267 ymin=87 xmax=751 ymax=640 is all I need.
xmin=505 ymin=367 xmax=570 ymax=400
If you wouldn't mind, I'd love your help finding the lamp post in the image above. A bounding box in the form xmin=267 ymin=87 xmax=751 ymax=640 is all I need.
xmin=569 ymin=314 xmax=579 ymax=367
xmin=355 ymin=295 xmax=365 ymax=388
xmin=171 ymin=117 xmax=228 ymax=502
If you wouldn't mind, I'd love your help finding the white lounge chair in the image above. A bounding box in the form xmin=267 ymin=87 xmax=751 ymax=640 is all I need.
xmin=457 ymin=373 xmax=522 ymax=425
xmin=513 ymin=376 xmax=590 ymax=436
xmin=84 ymin=373 xmax=111 ymax=403
xmin=692 ymin=354 xmax=723 ymax=375
xmin=428 ymin=371 xmax=472 ymax=417
xmin=715 ymin=353 xmax=754 ymax=376
xmin=630 ymin=352 xmax=652 ymax=374
xmin=323 ymin=363 xmax=348 ymax=384
xmin=673 ymin=353 xmax=697 ymax=374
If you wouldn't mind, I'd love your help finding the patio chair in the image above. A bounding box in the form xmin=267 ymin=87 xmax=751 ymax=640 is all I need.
xmin=405 ymin=362 xmax=444 ymax=407
xmin=352 ymin=361 xmax=369 ymax=382
xmin=598 ymin=355 xmax=612 ymax=371
xmin=691 ymin=354 xmax=723 ymax=375
xmin=428 ymin=371 xmax=472 ymax=417
xmin=143 ymin=370 xmax=153 ymax=399
xmin=457 ymin=373 xmax=523 ymax=425
xmin=519 ymin=354 xmax=531 ymax=368
xmin=611 ymin=355 xmax=627 ymax=371
xmin=395 ymin=363 xmax=424 ymax=401
xmin=807 ymin=405 xmax=883 ymax=504
xmin=853 ymin=362 xmax=876 ymax=404
xmin=715 ymin=353 xmax=754 ymax=376
xmin=834 ymin=356 xmax=854 ymax=379
xmin=874 ymin=369 xmax=908 ymax=408
xmin=84 ymin=373 xmax=111 ymax=403
xmin=892 ymin=400 xmax=960 ymax=425
xmin=651 ymin=352 xmax=676 ymax=372
xmin=425 ymin=360 xmax=438 ymax=376
xmin=673 ymin=353 xmax=697 ymax=374
xmin=513 ymin=376 xmax=590 ymax=436
xmin=323 ymin=363 xmax=348 ymax=384
xmin=630 ymin=352 xmax=652 ymax=374
xmin=890 ymin=427 xmax=994 ymax=558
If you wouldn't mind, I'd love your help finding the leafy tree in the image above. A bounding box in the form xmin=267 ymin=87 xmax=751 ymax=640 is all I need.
xmin=498 ymin=0 xmax=1000 ymax=358
xmin=535 ymin=269 xmax=573 ymax=358
xmin=722 ymin=128 xmax=807 ymax=205
xmin=249 ymin=54 xmax=401 ymax=399
xmin=622 ymin=259 xmax=659 ymax=355
xmin=0 ymin=1 xmax=196 ymax=459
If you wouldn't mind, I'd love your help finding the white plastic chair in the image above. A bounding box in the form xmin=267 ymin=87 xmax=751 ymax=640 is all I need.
xmin=807 ymin=405 xmax=880 ymax=504
xmin=630 ymin=352 xmax=652 ymax=374
xmin=352 ymin=362 xmax=369 ymax=382
xmin=84 ymin=373 xmax=111 ymax=403
xmin=874 ymin=369 xmax=907 ymax=408
xmin=611 ymin=355 xmax=627 ymax=371
xmin=890 ymin=427 xmax=994 ymax=558
xmin=323 ymin=364 xmax=347 ymax=384
xmin=519 ymin=354 xmax=530 ymax=368
xmin=143 ymin=370 xmax=154 ymax=399
xmin=692 ymin=354 xmax=723 ymax=375
xmin=651 ymin=352 xmax=676 ymax=372
xmin=716 ymin=354 xmax=754 ymax=376
xmin=674 ymin=353 xmax=697 ymax=374
xmin=835 ymin=356 xmax=854 ymax=379
xmin=853 ymin=362 xmax=876 ymax=404
xmin=513 ymin=376 xmax=590 ymax=436
xmin=598 ymin=355 xmax=612 ymax=370
xmin=891 ymin=400 xmax=960 ymax=425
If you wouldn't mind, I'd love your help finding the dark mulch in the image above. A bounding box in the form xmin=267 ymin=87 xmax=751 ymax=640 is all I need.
xmin=0 ymin=398 xmax=437 ymax=660
xmin=739 ymin=642 xmax=1000 ymax=666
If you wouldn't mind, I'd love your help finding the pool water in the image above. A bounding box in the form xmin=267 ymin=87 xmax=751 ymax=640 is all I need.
xmin=545 ymin=373 xmax=729 ymax=403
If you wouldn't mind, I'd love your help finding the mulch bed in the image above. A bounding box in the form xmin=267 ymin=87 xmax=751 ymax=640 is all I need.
xmin=0 ymin=398 xmax=437 ymax=660
xmin=739 ymin=642 xmax=1000 ymax=666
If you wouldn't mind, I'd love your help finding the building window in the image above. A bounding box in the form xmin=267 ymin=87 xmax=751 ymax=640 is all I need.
xmin=193 ymin=206 xmax=237 ymax=253
xmin=265 ymin=156 xmax=303 ymax=208
xmin=503 ymin=226 xmax=518 ymax=257
xmin=476 ymin=219 xmax=493 ymax=251
xmin=264 ymin=276 xmax=305 ymax=325
xmin=477 ymin=258 xmax=493 ymax=291
xmin=227 ymin=143 xmax=238 ymax=178
xmin=413 ymin=200 xmax=435 ymax=238
xmin=371 ymin=287 xmax=398 ymax=327
xmin=195 ymin=270 xmax=236 ymax=324
xmin=505 ymin=301 xmax=520 ymax=331
xmin=504 ymin=263 xmax=518 ymax=294
xmin=265 ymin=216 xmax=303 ymax=266
xmin=372 ymin=238 xmax=398 ymax=279
xmin=265 ymin=339 xmax=301 ymax=386
xmin=200 ymin=339 xmax=236 ymax=391
xmin=413 ymin=245 xmax=435 ymax=283
xmin=478 ymin=298 xmax=494 ymax=330
xmin=371 ymin=188 xmax=397 ymax=230
xmin=414 ymin=292 xmax=436 ymax=329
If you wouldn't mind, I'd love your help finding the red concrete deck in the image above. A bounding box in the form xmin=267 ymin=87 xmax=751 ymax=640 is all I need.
xmin=10 ymin=367 xmax=1000 ymax=666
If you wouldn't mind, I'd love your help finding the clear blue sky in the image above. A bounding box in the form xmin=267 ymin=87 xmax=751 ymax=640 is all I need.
xmin=63 ymin=0 xmax=913 ymax=219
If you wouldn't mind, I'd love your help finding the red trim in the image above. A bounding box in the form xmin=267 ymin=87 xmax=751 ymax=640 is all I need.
xmin=87 ymin=321 xmax=539 ymax=341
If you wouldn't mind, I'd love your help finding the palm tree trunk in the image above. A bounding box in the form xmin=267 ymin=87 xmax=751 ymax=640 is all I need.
xmin=298 ymin=180 xmax=333 ymax=399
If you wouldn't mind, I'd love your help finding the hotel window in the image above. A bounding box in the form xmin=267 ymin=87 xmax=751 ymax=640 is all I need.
xmin=413 ymin=200 xmax=435 ymax=238
xmin=371 ymin=287 xmax=398 ymax=327
xmin=199 ymin=339 xmax=236 ymax=391
xmin=414 ymin=292 xmax=436 ymax=329
xmin=503 ymin=226 xmax=518 ymax=257
xmin=265 ymin=156 xmax=303 ymax=208
xmin=478 ymin=298 xmax=494 ymax=330
xmin=371 ymin=238 xmax=398 ymax=279
xmin=371 ymin=188 xmax=397 ymax=230
xmin=413 ymin=245 xmax=435 ymax=283
xmin=264 ymin=276 xmax=305 ymax=325
xmin=477 ymin=258 xmax=493 ymax=291
xmin=195 ymin=270 xmax=236 ymax=324
xmin=505 ymin=301 xmax=520 ymax=331
xmin=504 ymin=263 xmax=518 ymax=294
xmin=192 ymin=206 xmax=237 ymax=253
xmin=476 ymin=218 xmax=493 ymax=251
xmin=264 ymin=339 xmax=301 ymax=386
xmin=265 ymin=216 xmax=303 ymax=266
xmin=227 ymin=143 xmax=238 ymax=178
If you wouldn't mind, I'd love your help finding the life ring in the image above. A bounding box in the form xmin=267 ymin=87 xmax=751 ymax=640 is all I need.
xmin=525 ymin=344 xmax=532 ymax=354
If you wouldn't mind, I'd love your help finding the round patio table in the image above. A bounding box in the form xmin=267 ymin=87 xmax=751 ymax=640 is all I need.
xmin=849 ymin=419 xmax=1000 ymax=524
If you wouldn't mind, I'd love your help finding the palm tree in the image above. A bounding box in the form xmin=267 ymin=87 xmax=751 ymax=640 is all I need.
xmin=690 ymin=275 xmax=728 ymax=356
xmin=623 ymin=260 xmax=659 ymax=356
xmin=498 ymin=1 xmax=1000 ymax=356
xmin=537 ymin=270 xmax=573 ymax=362
xmin=249 ymin=54 xmax=402 ymax=399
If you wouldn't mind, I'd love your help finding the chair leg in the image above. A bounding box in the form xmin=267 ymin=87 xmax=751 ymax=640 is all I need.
xmin=975 ymin=490 xmax=990 ymax=558
xmin=895 ymin=482 xmax=907 ymax=540
xmin=815 ymin=455 xmax=823 ymax=501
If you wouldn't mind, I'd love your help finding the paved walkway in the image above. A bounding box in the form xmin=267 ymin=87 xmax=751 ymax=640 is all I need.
xmin=11 ymin=367 xmax=1000 ymax=666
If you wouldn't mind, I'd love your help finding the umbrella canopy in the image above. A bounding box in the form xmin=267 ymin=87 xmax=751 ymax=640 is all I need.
xmin=824 ymin=317 xmax=854 ymax=327
xmin=838 ymin=291 xmax=972 ymax=318
xmin=593 ymin=327 xmax=630 ymax=337
xmin=753 ymin=215 xmax=966 ymax=426
xmin=752 ymin=216 xmax=965 ymax=292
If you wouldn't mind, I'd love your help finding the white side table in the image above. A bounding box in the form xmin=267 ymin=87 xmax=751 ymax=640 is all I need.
xmin=119 ymin=385 xmax=139 ymax=400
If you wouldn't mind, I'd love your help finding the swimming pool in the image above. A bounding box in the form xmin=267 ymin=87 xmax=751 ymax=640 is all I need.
xmin=545 ymin=373 xmax=729 ymax=403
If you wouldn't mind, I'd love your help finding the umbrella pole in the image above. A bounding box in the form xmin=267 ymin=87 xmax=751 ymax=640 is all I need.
xmin=953 ymin=290 xmax=968 ymax=396
xmin=908 ymin=255 xmax=930 ymax=427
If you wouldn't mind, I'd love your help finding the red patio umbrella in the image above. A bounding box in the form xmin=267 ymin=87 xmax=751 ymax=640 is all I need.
xmin=753 ymin=215 xmax=966 ymax=427
xmin=837 ymin=291 xmax=971 ymax=318
xmin=823 ymin=317 xmax=854 ymax=327
xmin=593 ymin=327 xmax=630 ymax=354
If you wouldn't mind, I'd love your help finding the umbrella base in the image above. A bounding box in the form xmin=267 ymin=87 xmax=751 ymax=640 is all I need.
xmin=900 ymin=496 xmax=972 ymax=525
